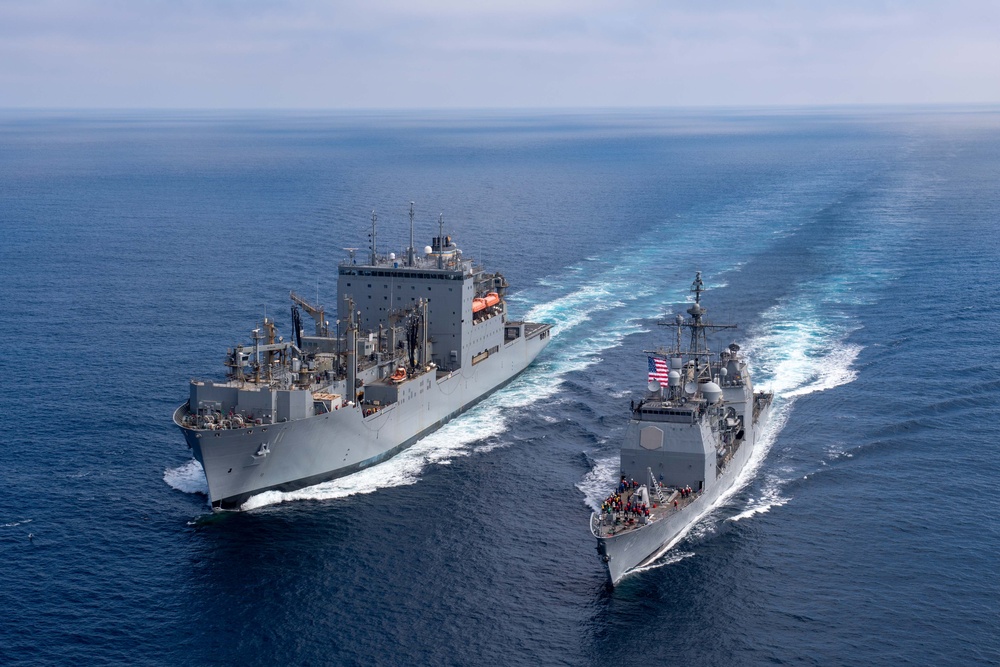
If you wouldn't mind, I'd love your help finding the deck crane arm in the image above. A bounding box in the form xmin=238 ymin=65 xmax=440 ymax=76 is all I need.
xmin=289 ymin=291 xmax=328 ymax=336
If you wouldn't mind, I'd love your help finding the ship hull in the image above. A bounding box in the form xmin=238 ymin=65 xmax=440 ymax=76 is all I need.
xmin=594 ymin=403 xmax=771 ymax=585
xmin=176 ymin=329 xmax=549 ymax=509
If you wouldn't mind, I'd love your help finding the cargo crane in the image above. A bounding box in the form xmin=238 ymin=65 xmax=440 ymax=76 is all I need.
xmin=289 ymin=291 xmax=328 ymax=336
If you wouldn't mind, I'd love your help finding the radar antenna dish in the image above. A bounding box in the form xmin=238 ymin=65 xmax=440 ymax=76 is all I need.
xmin=648 ymin=379 xmax=660 ymax=393
xmin=684 ymin=382 xmax=698 ymax=395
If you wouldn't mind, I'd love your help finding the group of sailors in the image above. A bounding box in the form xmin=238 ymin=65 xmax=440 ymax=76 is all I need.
xmin=616 ymin=476 xmax=639 ymax=494
xmin=600 ymin=485 xmax=652 ymax=527
xmin=600 ymin=495 xmax=651 ymax=525
xmin=599 ymin=475 xmax=706 ymax=529
xmin=670 ymin=485 xmax=696 ymax=509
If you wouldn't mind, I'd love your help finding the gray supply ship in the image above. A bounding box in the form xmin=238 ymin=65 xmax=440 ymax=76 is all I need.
xmin=591 ymin=272 xmax=772 ymax=584
xmin=174 ymin=208 xmax=551 ymax=509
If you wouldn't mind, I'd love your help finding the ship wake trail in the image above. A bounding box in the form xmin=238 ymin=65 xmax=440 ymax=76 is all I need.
xmin=727 ymin=473 xmax=791 ymax=522
xmin=238 ymin=405 xmax=511 ymax=510
xmin=716 ymin=182 xmax=916 ymax=519
xmin=719 ymin=291 xmax=865 ymax=523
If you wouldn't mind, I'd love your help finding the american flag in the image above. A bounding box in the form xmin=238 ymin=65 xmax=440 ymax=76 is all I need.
xmin=647 ymin=356 xmax=670 ymax=385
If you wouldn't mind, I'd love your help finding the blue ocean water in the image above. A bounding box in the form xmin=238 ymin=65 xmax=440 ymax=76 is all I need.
xmin=1 ymin=108 xmax=998 ymax=666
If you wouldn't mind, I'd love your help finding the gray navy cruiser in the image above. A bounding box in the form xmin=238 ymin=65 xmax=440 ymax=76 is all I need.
xmin=174 ymin=208 xmax=551 ymax=509
xmin=591 ymin=272 xmax=772 ymax=584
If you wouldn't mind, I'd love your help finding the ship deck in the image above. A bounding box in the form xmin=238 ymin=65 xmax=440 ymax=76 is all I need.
xmin=592 ymin=483 xmax=701 ymax=539
xmin=522 ymin=322 xmax=551 ymax=338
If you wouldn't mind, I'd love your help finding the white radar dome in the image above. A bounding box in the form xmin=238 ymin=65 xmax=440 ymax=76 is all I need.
xmin=424 ymin=245 xmax=433 ymax=255
xmin=702 ymin=381 xmax=723 ymax=404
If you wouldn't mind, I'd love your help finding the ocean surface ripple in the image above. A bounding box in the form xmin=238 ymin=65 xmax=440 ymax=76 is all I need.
xmin=2 ymin=108 xmax=999 ymax=666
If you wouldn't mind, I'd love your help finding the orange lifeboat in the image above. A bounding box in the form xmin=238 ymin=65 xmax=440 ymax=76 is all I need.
xmin=390 ymin=366 xmax=407 ymax=383
xmin=472 ymin=292 xmax=501 ymax=313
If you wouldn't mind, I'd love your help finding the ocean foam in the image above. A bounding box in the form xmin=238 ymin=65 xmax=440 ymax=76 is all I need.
xmin=164 ymin=459 xmax=209 ymax=495
xmin=240 ymin=398 xmax=511 ymax=510
xmin=745 ymin=305 xmax=862 ymax=400
xmin=727 ymin=474 xmax=791 ymax=522
xmin=628 ymin=551 xmax=696 ymax=577
xmin=699 ymin=289 xmax=866 ymax=526
xmin=576 ymin=455 xmax=619 ymax=511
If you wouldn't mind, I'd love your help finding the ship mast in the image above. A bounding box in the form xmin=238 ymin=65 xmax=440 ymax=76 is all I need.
xmin=251 ymin=326 xmax=263 ymax=384
xmin=437 ymin=213 xmax=445 ymax=269
xmin=369 ymin=210 xmax=378 ymax=265
xmin=654 ymin=272 xmax=737 ymax=380
xmin=686 ymin=271 xmax=736 ymax=379
xmin=408 ymin=201 xmax=416 ymax=267
xmin=687 ymin=271 xmax=708 ymax=368
xmin=344 ymin=295 xmax=357 ymax=402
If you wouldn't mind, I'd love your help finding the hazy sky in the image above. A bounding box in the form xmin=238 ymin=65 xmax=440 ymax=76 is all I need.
xmin=2 ymin=0 xmax=998 ymax=108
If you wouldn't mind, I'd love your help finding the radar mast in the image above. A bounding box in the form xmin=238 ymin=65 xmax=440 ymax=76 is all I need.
xmin=408 ymin=202 xmax=416 ymax=267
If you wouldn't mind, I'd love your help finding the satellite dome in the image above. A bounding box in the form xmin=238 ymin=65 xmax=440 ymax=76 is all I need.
xmin=668 ymin=370 xmax=680 ymax=384
xmin=424 ymin=245 xmax=433 ymax=255
xmin=389 ymin=252 xmax=396 ymax=261
xmin=702 ymin=381 xmax=723 ymax=404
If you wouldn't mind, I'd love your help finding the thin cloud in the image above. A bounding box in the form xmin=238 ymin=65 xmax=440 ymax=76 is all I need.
xmin=0 ymin=0 xmax=997 ymax=107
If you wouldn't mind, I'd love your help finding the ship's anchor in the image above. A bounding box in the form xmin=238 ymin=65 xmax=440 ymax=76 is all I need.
xmin=254 ymin=443 xmax=270 ymax=458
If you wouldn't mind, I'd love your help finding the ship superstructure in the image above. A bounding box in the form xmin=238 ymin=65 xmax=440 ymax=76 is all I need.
xmin=591 ymin=272 xmax=772 ymax=584
xmin=174 ymin=207 xmax=551 ymax=509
